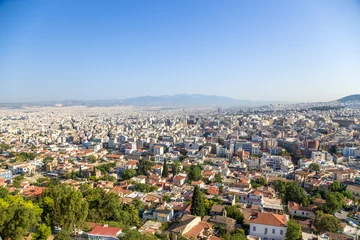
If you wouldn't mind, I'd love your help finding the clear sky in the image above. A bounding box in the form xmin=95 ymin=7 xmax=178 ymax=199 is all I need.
xmin=0 ymin=0 xmax=360 ymax=103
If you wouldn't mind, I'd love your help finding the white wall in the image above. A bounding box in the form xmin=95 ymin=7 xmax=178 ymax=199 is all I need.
xmin=249 ymin=223 xmax=287 ymax=240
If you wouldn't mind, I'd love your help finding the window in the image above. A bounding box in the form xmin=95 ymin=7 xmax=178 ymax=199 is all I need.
xmin=265 ymin=228 xmax=268 ymax=234
xmin=253 ymin=226 xmax=256 ymax=232
xmin=280 ymin=230 xmax=284 ymax=235
xmin=272 ymin=229 xmax=275 ymax=234
xmin=294 ymin=211 xmax=297 ymax=214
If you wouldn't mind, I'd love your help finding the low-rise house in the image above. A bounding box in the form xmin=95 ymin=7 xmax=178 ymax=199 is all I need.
xmin=250 ymin=212 xmax=288 ymax=240
xmin=88 ymin=225 xmax=122 ymax=240
xmin=153 ymin=207 xmax=174 ymax=222
xmin=173 ymin=175 xmax=187 ymax=186
xmin=287 ymin=202 xmax=317 ymax=219
xmin=210 ymin=205 xmax=224 ymax=216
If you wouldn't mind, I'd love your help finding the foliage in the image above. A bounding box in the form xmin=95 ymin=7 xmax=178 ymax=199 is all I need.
xmin=224 ymin=205 xmax=244 ymax=224
xmin=221 ymin=229 xmax=247 ymax=240
xmin=309 ymin=163 xmax=320 ymax=172
xmin=172 ymin=160 xmax=181 ymax=175
xmin=0 ymin=186 xmax=9 ymax=198
xmin=285 ymin=219 xmax=302 ymax=240
xmin=82 ymin=187 xmax=140 ymax=227
xmin=188 ymin=165 xmax=202 ymax=182
xmin=163 ymin=195 xmax=171 ymax=203
xmin=190 ymin=185 xmax=205 ymax=217
xmin=0 ymin=195 xmax=42 ymax=240
xmin=121 ymin=169 xmax=136 ymax=180
xmin=88 ymin=155 xmax=97 ymax=164
xmin=204 ymin=195 xmax=223 ymax=214
xmin=12 ymin=175 xmax=25 ymax=188
xmin=162 ymin=159 xmax=169 ymax=177
xmin=40 ymin=184 xmax=88 ymax=232
xmin=137 ymin=158 xmax=155 ymax=175
xmin=314 ymin=211 xmax=342 ymax=233
xmin=133 ymin=182 xmax=158 ymax=193
xmin=32 ymin=224 xmax=52 ymax=240
xmin=329 ymin=180 xmax=342 ymax=192
xmin=325 ymin=192 xmax=344 ymax=214
xmin=54 ymin=231 xmax=72 ymax=240
xmin=96 ymin=162 xmax=116 ymax=174
xmin=214 ymin=173 xmax=222 ymax=183
xmin=283 ymin=181 xmax=308 ymax=205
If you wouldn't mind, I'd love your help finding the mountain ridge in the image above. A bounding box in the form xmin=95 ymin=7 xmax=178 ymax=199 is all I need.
xmin=0 ymin=94 xmax=289 ymax=108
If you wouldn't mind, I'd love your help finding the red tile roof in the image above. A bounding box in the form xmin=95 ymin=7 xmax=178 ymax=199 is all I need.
xmin=88 ymin=225 xmax=122 ymax=237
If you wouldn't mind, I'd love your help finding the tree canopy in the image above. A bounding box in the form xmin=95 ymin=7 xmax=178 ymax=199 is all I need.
xmin=0 ymin=195 xmax=42 ymax=240
xmin=162 ymin=159 xmax=169 ymax=177
xmin=285 ymin=219 xmax=302 ymax=240
xmin=188 ymin=165 xmax=202 ymax=182
xmin=283 ymin=181 xmax=308 ymax=205
xmin=314 ymin=211 xmax=342 ymax=233
xmin=309 ymin=163 xmax=320 ymax=172
xmin=190 ymin=185 xmax=205 ymax=217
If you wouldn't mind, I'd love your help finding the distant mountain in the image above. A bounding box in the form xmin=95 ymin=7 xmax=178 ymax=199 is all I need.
xmin=0 ymin=94 xmax=288 ymax=108
xmin=338 ymin=94 xmax=360 ymax=102
xmin=121 ymin=94 xmax=252 ymax=107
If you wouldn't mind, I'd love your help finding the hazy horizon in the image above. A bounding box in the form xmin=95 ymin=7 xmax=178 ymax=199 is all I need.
xmin=1 ymin=0 xmax=360 ymax=103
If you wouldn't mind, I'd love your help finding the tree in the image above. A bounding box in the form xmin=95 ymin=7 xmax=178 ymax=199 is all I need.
xmin=221 ymin=229 xmax=246 ymax=240
xmin=188 ymin=165 xmax=202 ymax=182
xmin=325 ymin=192 xmax=343 ymax=214
xmin=54 ymin=231 xmax=72 ymax=240
xmin=314 ymin=211 xmax=342 ymax=233
xmin=224 ymin=205 xmax=244 ymax=224
xmin=0 ymin=195 xmax=42 ymax=240
xmin=32 ymin=224 xmax=51 ymax=240
xmin=41 ymin=184 xmax=88 ymax=232
xmin=341 ymin=190 xmax=352 ymax=199
xmin=309 ymin=163 xmax=320 ymax=172
xmin=163 ymin=195 xmax=171 ymax=203
xmin=172 ymin=160 xmax=181 ymax=175
xmin=88 ymin=155 xmax=97 ymax=164
xmin=190 ymin=185 xmax=205 ymax=217
xmin=137 ymin=158 xmax=155 ymax=175
xmin=329 ymin=180 xmax=342 ymax=192
xmin=214 ymin=173 xmax=222 ymax=183
xmin=0 ymin=186 xmax=9 ymax=198
xmin=162 ymin=159 xmax=169 ymax=177
xmin=285 ymin=219 xmax=302 ymax=240
xmin=258 ymin=177 xmax=267 ymax=186
xmin=283 ymin=181 xmax=308 ymax=205
xmin=121 ymin=169 xmax=136 ymax=180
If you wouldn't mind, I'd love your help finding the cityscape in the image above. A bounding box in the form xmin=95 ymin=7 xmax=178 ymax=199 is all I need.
xmin=1 ymin=1 xmax=360 ymax=240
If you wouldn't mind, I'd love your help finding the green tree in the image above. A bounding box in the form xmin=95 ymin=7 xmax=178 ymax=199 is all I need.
xmin=341 ymin=190 xmax=352 ymax=199
xmin=163 ymin=195 xmax=171 ymax=203
xmin=41 ymin=184 xmax=88 ymax=232
xmin=285 ymin=219 xmax=302 ymax=240
xmin=314 ymin=211 xmax=342 ymax=233
xmin=221 ymin=229 xmax=246 ymax=240
xmin=224 ymin=205 xmax=244 ymax=224
xmin=0 ymin=195 xmax=42 ymax=240
xmin=284 ymin=181 xmax=308 ymax=205
xmin=88 ymin=155 xmax=97 ymax=164
xmin=214 ymin=173 xmax=222 ymax=183
xmin=162 ymin=159 xmax=169 ymax=177
xmin=54 ymin=231 xmax=72 ymax=240
xmin=258 ymin=177 xmax=267 ymax=186
xmin=190 ymin=185 xmax=205 ymax=217
xmin=188 ymin=165 xmax=202 ymax=182
xmin=325 ymin=192 xmax=343 ymax=214
xmin=121 ymin=169 xmax=136 ymax=180
xmin=137 ymin=158 xmax=155 ymax=175
xmin=172 ymin=160 xmax=181 ymax=175
xmin=0 ymin=186 xmax=9 ymax=198
xmin=309 ymin=163 xmax=320 ymax=172
xmin=32 ymin=224 xmax=52 ymax=240
xmin=329 ymin=180 xmax=342 ymax=192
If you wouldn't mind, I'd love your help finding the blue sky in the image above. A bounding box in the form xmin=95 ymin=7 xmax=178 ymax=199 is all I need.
xmin=0 ymin=0 xmax=360 ymax=102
